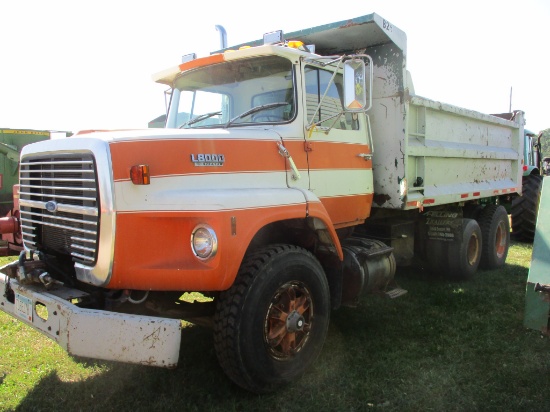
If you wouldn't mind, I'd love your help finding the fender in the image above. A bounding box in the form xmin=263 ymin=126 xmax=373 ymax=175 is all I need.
xmin=108 ymin=185 xmax=344 ymax=291
xmin=523 ymin=166 xmax=540 ymax=177
xmin=292 ymin=187 xmax=345 ymax=261
xmin=107 ymin=186 xmax=295 ymax=289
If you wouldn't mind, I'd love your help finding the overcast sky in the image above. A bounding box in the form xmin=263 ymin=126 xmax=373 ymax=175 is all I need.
xmin=1 ymin=0 xmax=549 ymax=133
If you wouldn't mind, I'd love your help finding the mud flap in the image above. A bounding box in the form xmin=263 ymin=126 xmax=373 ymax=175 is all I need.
xmin=422 ymin=209 xmax=463 ymax=244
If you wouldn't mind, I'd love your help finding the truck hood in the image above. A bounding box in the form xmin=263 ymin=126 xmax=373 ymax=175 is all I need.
xmin=70 ymin=127 xmax=282 ymax=143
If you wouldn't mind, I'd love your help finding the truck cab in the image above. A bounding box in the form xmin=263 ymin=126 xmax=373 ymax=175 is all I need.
xmin=155 ymin=43 xmax=375 ymax=229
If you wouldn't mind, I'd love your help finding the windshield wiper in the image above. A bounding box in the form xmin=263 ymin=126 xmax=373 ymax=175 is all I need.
xmin=224 ymin=102 xmax=288 ymax=128
xmin=179 ymin=111 xmax=222 ymax=128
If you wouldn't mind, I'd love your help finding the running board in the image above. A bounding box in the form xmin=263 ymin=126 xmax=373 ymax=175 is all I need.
xmin=384 ymin=287 xmax=408 ymax=299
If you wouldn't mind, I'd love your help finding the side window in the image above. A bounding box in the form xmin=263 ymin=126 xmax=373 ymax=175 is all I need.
xmin=305 ymin=67 xmax=359 ymax=130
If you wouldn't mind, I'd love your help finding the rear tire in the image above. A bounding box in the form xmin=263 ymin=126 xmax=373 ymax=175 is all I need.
xmin=447 ymin=219 xmax=482 ymax=280
xmin=213 ymin=244 xmax=330 ymax=393
xmin=479 ymin=205 xmax=510 ymax=269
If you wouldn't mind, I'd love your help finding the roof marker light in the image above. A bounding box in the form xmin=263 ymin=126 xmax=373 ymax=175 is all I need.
xmin=287 ymin=40 xmax=304 ymax=49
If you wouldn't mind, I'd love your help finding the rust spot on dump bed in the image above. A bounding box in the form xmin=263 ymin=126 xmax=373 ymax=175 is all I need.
xmin=373 ymin=194 xmax=391 ymax=206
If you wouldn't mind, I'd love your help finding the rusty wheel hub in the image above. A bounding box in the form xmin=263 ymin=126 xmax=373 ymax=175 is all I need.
xmin=264 ymin=281 xmax=312 ymax=359
xmin=467 ymin=232 xmax=480 ymax=266
xmin=495 ymin=220 xmax=507 ymax=258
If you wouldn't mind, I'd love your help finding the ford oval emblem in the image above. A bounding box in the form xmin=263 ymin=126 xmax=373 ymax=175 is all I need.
xmin=45 ymin=201 xmax=58 ymax=213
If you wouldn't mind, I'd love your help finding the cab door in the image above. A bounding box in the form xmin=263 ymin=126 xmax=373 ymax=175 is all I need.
xmin=302 ymin=64 xmax=374 ymax=228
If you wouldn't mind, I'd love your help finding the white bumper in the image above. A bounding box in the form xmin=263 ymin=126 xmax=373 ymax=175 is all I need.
xmin=0 ymin=274 xmax=181 ymax=368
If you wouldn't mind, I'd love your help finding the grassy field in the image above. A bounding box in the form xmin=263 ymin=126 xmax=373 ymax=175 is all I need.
xmin=1 ymin=241 xmax=549 ymax=411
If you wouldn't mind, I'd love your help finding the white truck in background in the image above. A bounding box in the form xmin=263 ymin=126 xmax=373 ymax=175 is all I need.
xmin=0 ymin=13 xmax=523 ymax=393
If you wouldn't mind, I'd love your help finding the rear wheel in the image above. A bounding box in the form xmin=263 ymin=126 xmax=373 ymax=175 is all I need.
xmin=479 ymin=205 xmax=510 ymax=269
xmin=213 ymin=244 xmax=330 ymax=393
xmin=447 ymin=219 xmax=482 ymax=280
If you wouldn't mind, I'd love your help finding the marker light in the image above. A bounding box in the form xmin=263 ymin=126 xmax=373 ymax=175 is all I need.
xmin=287 ymin=40 xmax=304 ymax=49
xmin=130 ymin=164 xmax=150 ymax=185
xmin=523 ymin=165 xmax=528 ymax=172
xmin=191 ymin=224 xmax=218 ymax=260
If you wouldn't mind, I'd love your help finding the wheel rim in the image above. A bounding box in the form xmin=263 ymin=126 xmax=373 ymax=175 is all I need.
xmin=495 ymin=221 xmax=507 ymax=258
xmin=467 ymin=232 xmax=480 ymax=266
xmin=264 ymin=281 xmax=312 ymax=360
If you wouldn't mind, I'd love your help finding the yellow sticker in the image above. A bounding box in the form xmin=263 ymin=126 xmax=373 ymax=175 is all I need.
xmin=1 ymin=129 xmax=49 ymax=136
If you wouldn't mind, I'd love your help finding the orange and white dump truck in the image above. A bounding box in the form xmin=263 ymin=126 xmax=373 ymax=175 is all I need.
xmin=0 ymin=13 xmax=524 ymax=393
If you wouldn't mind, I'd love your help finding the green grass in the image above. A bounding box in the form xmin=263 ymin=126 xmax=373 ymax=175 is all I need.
xmin=1 ymin=242 xmax=549 ymax=411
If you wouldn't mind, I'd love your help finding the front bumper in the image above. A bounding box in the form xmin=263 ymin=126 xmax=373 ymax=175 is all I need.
xmin=0 ymin=274 xmax=181 ymax=368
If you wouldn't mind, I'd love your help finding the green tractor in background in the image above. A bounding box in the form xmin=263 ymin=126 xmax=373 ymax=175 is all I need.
xmin=0 ymin=129 xmax=53 ymax=215
xmin=0 ymin=128 xmax=70 ymax=255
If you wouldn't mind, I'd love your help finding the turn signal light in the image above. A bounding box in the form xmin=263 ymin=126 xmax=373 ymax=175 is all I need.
xmin=130 ymin=164 xmax=150 ymax=185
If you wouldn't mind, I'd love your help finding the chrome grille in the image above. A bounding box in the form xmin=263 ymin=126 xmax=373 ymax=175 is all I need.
xmin=19 ymin=154 xmax=100 ymax=265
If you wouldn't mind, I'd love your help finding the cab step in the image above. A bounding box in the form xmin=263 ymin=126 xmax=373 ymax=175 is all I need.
xmin=384 ymin=287 xmax=408 ymax=299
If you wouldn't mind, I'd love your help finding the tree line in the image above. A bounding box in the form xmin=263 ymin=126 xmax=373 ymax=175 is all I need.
xmin=539 ymin=128 xmax=550 ymax=159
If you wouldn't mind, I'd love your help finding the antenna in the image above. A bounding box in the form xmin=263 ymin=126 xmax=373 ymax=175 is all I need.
xmin=509 ymin=86 xmax=513 ymax=113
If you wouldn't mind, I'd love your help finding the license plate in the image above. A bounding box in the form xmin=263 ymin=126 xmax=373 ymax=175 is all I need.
xmin=15 ymin=293 xmax=33 ymax=322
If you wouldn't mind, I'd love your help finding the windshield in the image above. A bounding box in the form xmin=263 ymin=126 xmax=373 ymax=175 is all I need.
xmin=166 ymin=55 xmax=296 ymax=129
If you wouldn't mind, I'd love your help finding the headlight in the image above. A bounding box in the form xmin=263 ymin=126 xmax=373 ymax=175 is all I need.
xmin=191 ymin=224 xmax=218 ymax=260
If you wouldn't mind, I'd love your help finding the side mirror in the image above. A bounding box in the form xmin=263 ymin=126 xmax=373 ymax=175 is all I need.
xmin=343 ymin=58 xmax=371 ymax=112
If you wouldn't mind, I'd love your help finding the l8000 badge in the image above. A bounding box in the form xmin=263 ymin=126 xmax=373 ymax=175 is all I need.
xmin=190 ymin=154 xmax=225 ymax=167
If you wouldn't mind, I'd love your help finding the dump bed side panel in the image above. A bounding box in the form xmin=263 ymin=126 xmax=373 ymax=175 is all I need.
xmin=400 ymin=96 xmax=523 ymax=209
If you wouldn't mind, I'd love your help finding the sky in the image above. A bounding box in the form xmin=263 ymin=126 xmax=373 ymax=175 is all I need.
xmin=1 ymin=0 xmax=549 ymax=134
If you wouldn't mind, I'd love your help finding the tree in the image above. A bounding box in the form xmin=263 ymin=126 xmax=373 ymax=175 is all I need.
xmin=539 ymin=128 xmax=550 ymax=158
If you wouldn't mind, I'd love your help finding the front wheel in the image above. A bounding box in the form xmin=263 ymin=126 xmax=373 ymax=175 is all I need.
xmin=213 ymin=244 xmax=330 ymax=393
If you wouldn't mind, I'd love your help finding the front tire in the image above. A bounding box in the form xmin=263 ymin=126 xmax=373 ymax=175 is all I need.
xmin=213 ymin=244 xmax=330 ymax=393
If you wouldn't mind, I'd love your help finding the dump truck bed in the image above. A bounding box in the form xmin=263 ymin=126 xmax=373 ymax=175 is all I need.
xmin=393 ymin=96 xmax=523 ymax=210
